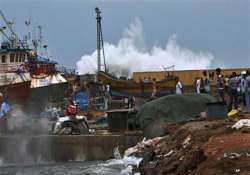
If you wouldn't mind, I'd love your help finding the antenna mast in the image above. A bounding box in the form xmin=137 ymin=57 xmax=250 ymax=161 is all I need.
xmin=95 ymin=7 xmax=107 ymax=73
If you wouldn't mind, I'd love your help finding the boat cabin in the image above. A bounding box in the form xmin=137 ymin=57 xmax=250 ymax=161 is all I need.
xmin=0 ymin=41 xmax=29 ymax=73
xmin=0 ymin=41 xmax=57 ymax=75
xmin=27 ymin=54 xmax=57 ymax=75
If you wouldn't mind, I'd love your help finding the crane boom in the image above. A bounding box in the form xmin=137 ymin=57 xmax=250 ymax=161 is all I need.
xmin=0 ymin=28 xmax=12 ymax=41
xmin=0 ymin=10 xmax=17 ymax=39
xmin=0 ymin=10 xmax=25 ymax=48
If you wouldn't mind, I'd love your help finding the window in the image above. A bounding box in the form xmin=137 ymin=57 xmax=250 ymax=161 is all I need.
xmin=1 ymin=55 xmax=6 ymax=63
xmin=21 ymin=53 xmax=26 ymax=62
xmin=10 ymin=53 xmax=15 ymax=62
xmin=19 ymin=54 xmax=22 ymax=62
xmin=15 ymin=54 xmax=19 ymax=62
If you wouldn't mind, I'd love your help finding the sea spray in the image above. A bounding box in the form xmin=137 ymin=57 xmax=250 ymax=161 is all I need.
xmin=77 ymin=18 xmax=214 ymax=77
xmin=100 ymin=145 xmax=143 ymax=175
xmin=0 ymin=105 xmax=53 ymax=165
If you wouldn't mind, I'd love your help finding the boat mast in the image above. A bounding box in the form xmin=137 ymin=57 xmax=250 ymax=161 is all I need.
xmin=95 ymin=7 xmax=107 ymax=73
xmin=38 ymin=25 xmax=43 ymax=54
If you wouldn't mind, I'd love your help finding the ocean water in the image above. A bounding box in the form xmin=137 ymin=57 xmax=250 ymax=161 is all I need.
xmin=0 ymin=157 xmax=142 ymax=175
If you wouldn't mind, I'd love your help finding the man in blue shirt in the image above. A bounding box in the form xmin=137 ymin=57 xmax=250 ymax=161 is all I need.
xmin=229 ymin=72 xmax=240 ymax=110
xmin=0 ymin=93 xmax=10 ymax=134
xmin=0 ymin=93 xmax=10 ymax=118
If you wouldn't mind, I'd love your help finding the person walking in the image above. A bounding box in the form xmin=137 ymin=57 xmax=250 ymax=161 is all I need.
xmin=229 ymin=72 xmax=240 ymax=110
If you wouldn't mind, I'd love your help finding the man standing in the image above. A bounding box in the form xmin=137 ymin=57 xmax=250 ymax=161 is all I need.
xmin=176 ymin=77 xmax=183 ymax=94
xmin=245 ymin=71 xmax=250 ymax=112
xmin=151 ymin=78 xmax=157 ymax=99
xmin=196 ymin=78 xmax=201 ymax=94
xmin=216 ymin=68 xmax=225 ymax=101
xmin=0 ymin=93 xmax=10 ymax=118
xmin=229 ymin=72 xmax=239 ymax=110
xmin=0 ymin=93 xmax=10 ymax=134
xmin=240 ymin=72 xmax=247 ymax=107
xmin=202 ymin=71 xmax=210 ymax=93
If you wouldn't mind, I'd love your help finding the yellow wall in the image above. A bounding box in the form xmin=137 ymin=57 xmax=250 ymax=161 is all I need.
xmin=133 ymin=68 xmax=249 ymax=86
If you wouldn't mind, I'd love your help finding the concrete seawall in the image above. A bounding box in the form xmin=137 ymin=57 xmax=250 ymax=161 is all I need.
xmin=0 ymin=134 xmax=142 ymax=164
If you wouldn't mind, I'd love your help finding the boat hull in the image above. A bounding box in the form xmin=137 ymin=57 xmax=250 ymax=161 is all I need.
xmin=98 ymin=71 xmax=177 ymax=97
xmin=25 ymin=82 xmax=68 ymax=114
xmin=0 ymin=81 xmax=31 ymax=103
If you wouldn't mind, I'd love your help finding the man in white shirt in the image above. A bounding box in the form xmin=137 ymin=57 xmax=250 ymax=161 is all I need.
xmin=196 ymin=78 xmax=201 ymax=94
xmin=176 ymin=78 xmax=183 ymax=94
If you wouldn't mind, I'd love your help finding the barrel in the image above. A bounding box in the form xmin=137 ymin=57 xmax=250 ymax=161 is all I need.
xmin=107 ymin=109 xmax=133 ymax=132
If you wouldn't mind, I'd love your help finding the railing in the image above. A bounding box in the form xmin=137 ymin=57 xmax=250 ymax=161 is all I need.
xmin=0 ymin=64 xmax=21 ymax=73
xmin=56 ymin=66 xmax=76 ymax=75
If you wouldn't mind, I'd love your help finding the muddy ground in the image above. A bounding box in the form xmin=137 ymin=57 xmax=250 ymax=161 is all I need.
xmin=137 ymin=115 xmax=250 ymax=175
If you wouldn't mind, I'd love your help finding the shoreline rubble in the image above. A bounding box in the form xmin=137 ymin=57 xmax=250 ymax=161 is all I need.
xmin=125 ymin=116 xmax=250 ymax=175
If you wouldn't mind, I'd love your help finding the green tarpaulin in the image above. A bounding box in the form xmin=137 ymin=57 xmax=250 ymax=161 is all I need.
xmin=136 ymin=93 xmax=216 ymax=130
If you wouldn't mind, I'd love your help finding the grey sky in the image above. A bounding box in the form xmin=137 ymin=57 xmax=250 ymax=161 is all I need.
xmin=0 ymin=0 xmax=249 ymax=69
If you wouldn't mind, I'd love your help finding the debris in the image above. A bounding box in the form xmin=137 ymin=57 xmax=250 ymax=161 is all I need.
xmin=164 ymin=150 xmax=174 ymax=157
xmin=235 ymin=169 xmax=241 ymax=173
xmin=228 ymin=109 xmax=239 ymax=118
xmin=138 ymin=119 xmax=250 ymax=175
xmin=223 ymin=152 xmax=241 ymax=159
xmin=124 ymin=137 xmax=163 ymax=157
xmin=232 ymin=119 xmax=250 ymax=129
xmin=182 ymin=135 xmax=191 ymax=148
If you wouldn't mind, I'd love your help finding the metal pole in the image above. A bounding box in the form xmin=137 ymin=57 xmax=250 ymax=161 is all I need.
xmin=95 ymin=7 xmax=101 ymax=73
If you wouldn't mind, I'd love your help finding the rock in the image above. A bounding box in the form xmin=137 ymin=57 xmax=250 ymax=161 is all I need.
xmin=143 ymin=119 xmax=167 ymax=139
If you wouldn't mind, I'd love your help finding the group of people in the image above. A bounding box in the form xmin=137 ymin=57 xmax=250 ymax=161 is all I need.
xmin=216 ymin=68 xmax=250 ymax=111
xmin=175 ymin=68 xmax=250 ymax=111
xmin=175 ymin=71 xmax=211 ymax=95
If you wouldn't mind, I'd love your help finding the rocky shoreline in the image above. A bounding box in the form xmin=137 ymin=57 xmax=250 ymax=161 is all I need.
xmin=129 ymin=116 xmax=250 ymax=175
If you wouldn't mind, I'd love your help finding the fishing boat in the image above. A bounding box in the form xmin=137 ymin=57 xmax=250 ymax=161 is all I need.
xmin=25 ymin=52 xmax=68 ymax=113
xmin=0 ymin=10 xmax=68 ymax=112
xmin=0 ymin=41 xmax=31 ymax=102
xmin=98 ymin=71 xmax=177 ymax=97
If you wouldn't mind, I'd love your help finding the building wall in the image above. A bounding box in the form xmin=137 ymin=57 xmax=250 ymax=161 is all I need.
xmin=133 ymin=68 xmax=249 ymax=86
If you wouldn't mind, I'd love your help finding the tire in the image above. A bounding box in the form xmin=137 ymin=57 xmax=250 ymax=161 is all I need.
xmin=60 ymin=121 xmax=78 ymax=135
xmin=77 ymin=120 xmax=89 ymax=134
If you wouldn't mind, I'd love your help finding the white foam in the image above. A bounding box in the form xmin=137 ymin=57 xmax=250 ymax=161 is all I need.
xmin=106 ymin=156 xmax=142 ymax=168
xmin=77 ymin=18 xmax=214 ymax=77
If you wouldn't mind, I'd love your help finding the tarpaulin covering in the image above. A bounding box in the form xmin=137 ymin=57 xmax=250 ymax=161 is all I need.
xmin=75 ymin=91 xmax=88 ymax=111
xmin=36 ymin=55 xmax=57 ymax=64
xmin=136 ymin=93 xmax=216 ymax=129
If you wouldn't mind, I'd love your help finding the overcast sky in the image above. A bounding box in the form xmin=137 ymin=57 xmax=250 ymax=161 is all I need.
xmin=0 ymin=0 xmax=249 ymax=70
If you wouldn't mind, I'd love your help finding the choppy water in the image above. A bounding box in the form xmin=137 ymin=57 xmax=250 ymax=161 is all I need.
xmin=0 ymin=157 xmax=142 ymax=175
